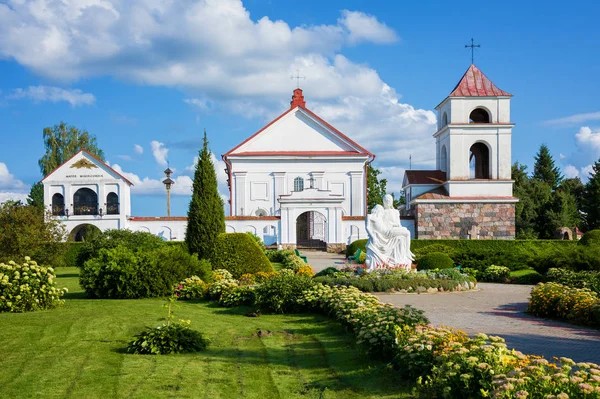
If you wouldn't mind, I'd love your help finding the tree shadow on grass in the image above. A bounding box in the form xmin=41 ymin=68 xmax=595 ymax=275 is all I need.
xmin=57 ymin=273 xmax=80 ymax=278
xmin=63 ymin=291 xmax=88 ymax=300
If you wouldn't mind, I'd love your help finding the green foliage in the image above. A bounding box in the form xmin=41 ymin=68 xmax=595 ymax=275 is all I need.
xmin=39 ymin=122 xmax=105 ymax=177
xmin=173 ymin=276 xmax=208 ymax=300
xmin=584 ymin=159 xmax=600 ymax=230
xmin=509 ymin=269 xmax=543 ymax=285
xmin=413 ymin=244 xmax=455 ymax=263
xmin=210 ymin=233 xmax=273 ymax=278
xmin=367 ymin=165 xmax=387 ymax=212
xmin=264 ymin=249 xmax=294 ymax=263
xmin=0 ymin=200 xmax=66 ymax=266
xmin=80 ymin=245 xmax=211 ymax=299
xmin=346 ymin=239 xmax=367 ymax=258
xmin=579 ymin=229 xmax=600 ymax=247
xmin=417 ymin=252 xmax=454 ymax=270
xmin=77 ymin=229 xmax=166 ymax=267
xmin=479 ymin=265 xmax=510 ymax=283
xmin=280 ymin=253 xmax=305 ymax=271
xmin=60 ymin=242 xmax=85 ymax=268
xmin=186 ymin=131 xmax=225 ymax=260
xmin=219 ymin=285 xmax=255 ymax=307
xmin=546 ymin=268 xmax=600 ymax=294
xmin=127 ymin=298 xmax=208 ymax=355
xmin=0 ymin=257 xmax=67 ymax=312
xmin=533 ymin=144 xmax=563 ymax=190
xmin=254 ymin=271 xmax=315 ymax=313
xmin=531 ymin=244 xmax=600 ymax=274
xmin=26 ymin=181 xmax=44 ymax=211
xmin=313 ymin=267 xmax=339 ymax=278
xmin=245 ymin=232 xmax=265 ymax=252
xmin=528 ymin=282 xmax=599 ymax=326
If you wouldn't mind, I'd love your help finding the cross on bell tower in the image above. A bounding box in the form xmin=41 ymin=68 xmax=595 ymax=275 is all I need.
xmin=465 ymin=38 xmax=481 ymax=64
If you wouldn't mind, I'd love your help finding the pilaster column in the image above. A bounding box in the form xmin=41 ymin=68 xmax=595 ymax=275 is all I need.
xmin=311 ymin=171 xmax=325 ymax=190
xmin=233 ymin=172 xmax=247 ymax=216
xmin=349 ymin=171 xmax=363 ymax=216
xmin=273 ymin=172 xmax=286 ymax=214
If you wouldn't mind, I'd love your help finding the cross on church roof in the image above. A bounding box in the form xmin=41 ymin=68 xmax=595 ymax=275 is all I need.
xmin=465 ymin=38 xmax=481 ymax=64
xmin=290 ymin=69 xmax=305 ymax=88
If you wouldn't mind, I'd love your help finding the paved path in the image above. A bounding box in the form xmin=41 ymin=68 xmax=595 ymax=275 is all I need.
xmin=299 ymin=252 xmax=600 ymax=364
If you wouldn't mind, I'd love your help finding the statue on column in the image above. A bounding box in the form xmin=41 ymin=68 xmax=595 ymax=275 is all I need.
xmin=365 ymin=194 xmax=414 ymax=271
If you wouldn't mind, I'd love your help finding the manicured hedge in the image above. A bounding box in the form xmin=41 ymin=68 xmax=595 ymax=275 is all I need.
xmin=579 ymin=229 xmax=600 ymax=247
xmin=210 ymin=233 xmax=273 ymax=278
xmin=416 ymin=252 xmax=454 ymax=270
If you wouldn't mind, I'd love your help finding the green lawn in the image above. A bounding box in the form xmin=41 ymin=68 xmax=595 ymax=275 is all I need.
xmin=0 ymin=268 xmax=411 ymax=399
xmin=270 ymin=262 xmax=283 ymax=271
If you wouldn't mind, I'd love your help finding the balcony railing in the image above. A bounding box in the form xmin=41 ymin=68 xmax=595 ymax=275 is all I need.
xmin=74 ymin=204 xmax=98 ymax=216
xmin=107 ymin=203 xmax=119 ymax=215
xmin=51 ymin=205 xmax=65 ymax=216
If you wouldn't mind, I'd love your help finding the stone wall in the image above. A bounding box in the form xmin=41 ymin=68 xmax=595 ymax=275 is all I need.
xmin=415 ymin=202 xmax=515 ymax=239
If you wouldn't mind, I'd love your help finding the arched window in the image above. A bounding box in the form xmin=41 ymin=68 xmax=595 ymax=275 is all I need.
xmin=106 ymin=192 xmax=119 ymax=215
xmin=442 ymin=112 xmax=448 ymax=127
xmin=469 ymin=143 xmax=490 ymax=179
xmin=73 ymin=188 xmax=98 ymax=215
xmin=440 ymin=145 xmax=448 ymax=173
xmin=294 ymin=177 xmax=304 ymax=192
xmin=255 ymin=208 xmax=267 ymax=216
xmin=51 ymin=193 xmax=65 ymax=216
xmin=469 ymin=108 xmax=490 ymax=123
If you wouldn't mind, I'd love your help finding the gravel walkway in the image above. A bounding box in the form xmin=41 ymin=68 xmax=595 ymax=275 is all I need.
xmin=301 ymin=251 xmax=600 ymax=364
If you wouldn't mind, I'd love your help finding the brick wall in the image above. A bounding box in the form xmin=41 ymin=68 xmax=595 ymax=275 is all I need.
xmin=415 ymin=202 xmax=515 ymax=239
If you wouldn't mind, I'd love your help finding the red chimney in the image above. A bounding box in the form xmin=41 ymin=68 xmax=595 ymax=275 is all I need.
xmin=290 ymin=88 xmax=306 ymax=108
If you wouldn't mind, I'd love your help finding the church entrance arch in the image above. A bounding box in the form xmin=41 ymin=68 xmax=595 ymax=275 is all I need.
xmin=70 ymin=224 xmax=102 ymax=242
xmin=296 ymin=211 xmax=327 ymax=250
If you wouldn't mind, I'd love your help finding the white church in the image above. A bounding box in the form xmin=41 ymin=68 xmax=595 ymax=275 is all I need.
xmin=43 ymin=64 xmax=516 ymax=248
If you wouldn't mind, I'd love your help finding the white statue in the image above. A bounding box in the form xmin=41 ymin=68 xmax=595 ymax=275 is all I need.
xmin=365 ymin=194 xmax=414 ymax=271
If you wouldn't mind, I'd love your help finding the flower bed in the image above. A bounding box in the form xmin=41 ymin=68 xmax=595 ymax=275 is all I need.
xmin=546 ymin=268 xmax=600 ymax=294
xmin=527 ymin=282 xmax=600 ymax=327
xmin=314 ymin=267 xmax=476 ymax=293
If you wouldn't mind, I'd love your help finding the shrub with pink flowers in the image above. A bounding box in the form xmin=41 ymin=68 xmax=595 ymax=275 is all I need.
xmin=172 ymin=276 xmax=207 ymax=300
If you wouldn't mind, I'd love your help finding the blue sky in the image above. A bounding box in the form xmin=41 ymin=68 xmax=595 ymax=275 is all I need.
xmin=1 ymin=0 xmax=599 ymax=216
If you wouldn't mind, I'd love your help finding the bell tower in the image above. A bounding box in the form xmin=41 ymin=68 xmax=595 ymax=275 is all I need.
xmin=434 ymin=64 xmax=514 ymax=197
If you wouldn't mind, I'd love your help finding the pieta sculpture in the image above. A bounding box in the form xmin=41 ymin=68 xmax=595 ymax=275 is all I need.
xmin=365 ymin=194 xmax=414 ymax=271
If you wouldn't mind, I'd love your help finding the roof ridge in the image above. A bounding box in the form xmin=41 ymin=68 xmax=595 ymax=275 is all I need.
xmin=449 ymin=64 xmax=512 ymax=97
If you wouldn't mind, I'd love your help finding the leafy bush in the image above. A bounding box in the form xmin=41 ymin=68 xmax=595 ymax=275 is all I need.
xmin=0 ymin=201 xmax=66 ymax=267
xmin=346 ymin=239 xmax=367 ymax=258
xmin=461 ymin=267 xmax=480 ymax=280
xmin=219 ymin=285 xmax=255 ymax=307
xmin=77 ymin=229 xmax=166 ymax=267
xmin=509 ymin=269 xmax=543 ymax=285
xmin=579 ymin=229 xmax=600 ymax=247
xmin=127 ymin=298 xmax=208 ymax=354
xmin=280 ymin=252 xmax=305 ymax=271
xmin=527 ymin=282 xmax=599 ymax=326
xmin=80 ymin=245 xmax=211 ymax=299
xmin=295 ymin=264 xmax=314 ymax=278
xmin=480 ymin=265 xmax=511 ymax=283
xmin=413 ymin=244 xmax=455 ymax=262
xmin=314 ymin=267 xmax=339 ymax=278
xmin=173 ymin=276 xmax=208 ymax=300
xmin=210 ymin=233 xmax=273 ymax=278
xmin=532 ymin=245 xmax=600 ymax=274
xmin=254 ymin=270 xmax=315 ymax=313
xmin=546 ymin=268 xmax=600 ymax=294
xmin=245 ymin=232 xmax=265 ymax=252
xmin=417 ymin=252 xmax=454 ymax=270
xmin=264 ymin=249 xmax=294 ymax=263
xmin=0 ymin=257 xmax=67 ymax=313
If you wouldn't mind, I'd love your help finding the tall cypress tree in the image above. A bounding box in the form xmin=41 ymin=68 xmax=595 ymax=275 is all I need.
xmin=186 ymin=131 xmax=225 ymax=259
xmin=532 ymin=144 xmax=562 ymax=190
xmin=584 ymin=159 xmax=600 ymax=230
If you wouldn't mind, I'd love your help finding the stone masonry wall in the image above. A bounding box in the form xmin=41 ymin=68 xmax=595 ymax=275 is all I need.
xmin=415 ymin=202 xmax=516 ymax=239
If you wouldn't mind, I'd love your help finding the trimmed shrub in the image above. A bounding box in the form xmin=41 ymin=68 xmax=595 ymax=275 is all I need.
xmin=509 ymin=269 xmax=543 ymax=285
xmin=413 ymin=244 xmax=455 ymax=262
xmin=254 ymin=270 xmax=315 ymax=313
xmin=417 ymin=252 xmax=454 ymax=270
xmin=0 ymin=257 xmax=67 ymax=312
xmin=580 ymin=229 xmax=600 ymax=247
xmin=80 ymin=245 xmax=211 ymax=299
xmin=280 ymin=253 xmax=305 ymax=271
xmin=219 ymin=286 xmax=255 ymax=307
xmin=532 ymin=244 xmax=600 ymax=273
xmin=264 ymin=249 xmax=294 ymax=263
xmin=346 ymin=239 xmax=367 ymax=258
xmin=479 ymin=265 xmax=510 ymax=283
xmin=210 ymin=233 xmax=273 ymax=278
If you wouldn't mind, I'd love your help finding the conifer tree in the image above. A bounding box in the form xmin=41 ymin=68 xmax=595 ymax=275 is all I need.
xmin=584 ymin=159 xmax=600 ymax=230
xmin=532 ymin=144 xmax=562 ymax=189
xmin=186 ymin=131 xmax=225 ymax=259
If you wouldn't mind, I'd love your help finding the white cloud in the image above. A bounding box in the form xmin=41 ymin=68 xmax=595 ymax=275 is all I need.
xmin=339 ymin=10 xmax=399 ymax=45
xmin=544 ymin=111 xmax=600 ymax=126
xmin=575 ymin=126 xmax=600 ymax=151
xmin=559 ymin=153 xmax=566 ymax=159
xmin=133 ymin=144 xmax=143 ymax=155
xmin=8 ymin=86 xmax=95 ymax=106
xmin=150 ymin=141 xmax=169 ymax=167
xmin=0 ymin=162 xmax=29 ymax=203
xmin=184 ymin=153 xmax=229 ymax=199
xmin=116 ymin=155 xmax=132 ymax=161
xmin=184 ymin=98 xmax=216 ymax=112
xmin=563 ymin=164 xmax=580 ymax=179
xmin=379 ymin=165 xmax=407 ymax=194
xmin=581 ymin=164 xmax=595 ymax=179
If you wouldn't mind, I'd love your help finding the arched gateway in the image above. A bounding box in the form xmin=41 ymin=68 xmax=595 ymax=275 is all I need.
xmin=296 ymin=211 xmax=327 ymax=250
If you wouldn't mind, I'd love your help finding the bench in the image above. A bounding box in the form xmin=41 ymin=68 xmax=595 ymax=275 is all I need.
xmin=295 ymin=249 xmax=308 ymax=263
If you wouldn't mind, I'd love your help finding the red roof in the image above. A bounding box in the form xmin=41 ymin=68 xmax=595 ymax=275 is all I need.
xmin=405 ymin=170 xmax=447 ymax=185
xmin=223 ymin=89 xmax=373 ymax=158
xmin=41 ymin=149 xmax=134 ymax=186
xmin=449 ymin=64 xmax=512 ymax=97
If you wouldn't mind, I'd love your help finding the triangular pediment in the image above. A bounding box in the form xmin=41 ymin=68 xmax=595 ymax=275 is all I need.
xmin=225 ymin=107 xmax=371 ymax=156
xmin=42 ymin=150 xmax=133 ymax=185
